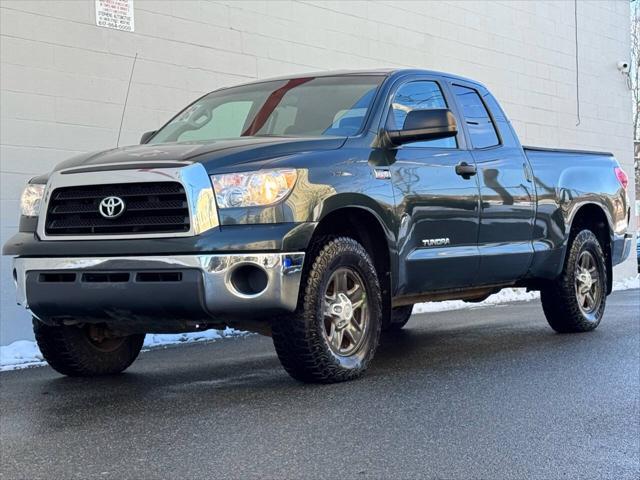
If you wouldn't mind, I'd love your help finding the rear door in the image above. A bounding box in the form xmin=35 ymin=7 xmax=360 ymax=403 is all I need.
xmin=448 ymin=81 xmax=535 ymax=284
xmin=387 ymin=77 xmax=481 ymax=296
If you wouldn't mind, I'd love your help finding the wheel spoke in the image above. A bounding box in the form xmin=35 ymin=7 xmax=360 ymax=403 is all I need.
xmin=347 ymin=281 xmax=360 ymax=296
xmin=331 ymin=328 xmax=343 ymax=350
xmin=351 ymin=296 xmax=366 ymax=311
xmin=350 ymin=311 xmax=363 ymax=332
xmin=327 ymin=320 xmax=335 ymax=338
xmin=581 ymin=294 xmax=589 ymax=309
xmin=585 ymin=292 xmax=595 ymax=309
xmin=577 ymin=292 xmax=584 ymax=306
xmin=345 ymin=323 xmax=363 ymax=346
xmin=337 ymin=271 xmax=349 ymax=292
xmin=323 ymin=299 xmax=334 ymax=318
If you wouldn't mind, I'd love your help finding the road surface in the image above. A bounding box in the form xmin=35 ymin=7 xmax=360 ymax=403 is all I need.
xmin=1 ymin=290 xmax=638 ymax=479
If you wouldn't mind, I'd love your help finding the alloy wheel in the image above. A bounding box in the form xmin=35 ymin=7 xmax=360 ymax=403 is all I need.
xmin=322 ymin=267 xmax=369 ymax=356
xmin=575 ymin=250 xmax=602 ymax=315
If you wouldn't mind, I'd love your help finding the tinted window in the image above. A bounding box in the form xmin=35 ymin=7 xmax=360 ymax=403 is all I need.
xmin=149 ymin=76 xmax=384 ymax=144
xmin=386 ymin=81 xmax=456 ymax=148
xmin=451 ymin=85 xmax=499 ymax=149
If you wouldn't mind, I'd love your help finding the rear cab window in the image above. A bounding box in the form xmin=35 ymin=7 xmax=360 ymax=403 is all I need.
xmin=451 ymin=84 xmax=500 ymax=149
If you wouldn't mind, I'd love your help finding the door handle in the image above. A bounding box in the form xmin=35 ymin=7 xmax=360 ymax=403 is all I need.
xmin=455 ymin=162 xmax=477 ymax=179
xmin=523 ymin=162 xmax=533 ymax=182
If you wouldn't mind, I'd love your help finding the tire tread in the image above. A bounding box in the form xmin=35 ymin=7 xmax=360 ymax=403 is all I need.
xmin=540 ymin=229 xmax=607 ymax=333
xmin=272 ymin=237 xmax=382 ymax=383
xmin=33 ymin=319 xmax=144 ymax=376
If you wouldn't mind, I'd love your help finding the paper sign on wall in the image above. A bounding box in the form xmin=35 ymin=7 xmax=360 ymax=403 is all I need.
xmin=95 ymin=0 xmax=134 ymax=32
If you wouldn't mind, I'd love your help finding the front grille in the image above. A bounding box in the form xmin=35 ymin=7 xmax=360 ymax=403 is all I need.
xmin=45 ymin=182 xmax=190 ymax=236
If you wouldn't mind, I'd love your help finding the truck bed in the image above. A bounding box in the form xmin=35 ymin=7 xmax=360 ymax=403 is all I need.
xmin=523 ymin=146 xmax=614 ymax=157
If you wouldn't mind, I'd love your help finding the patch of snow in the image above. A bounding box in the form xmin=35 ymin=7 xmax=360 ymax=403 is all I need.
xmin=2 ymin=275 xmax=638 ymax=372
xmin=612 ymin=274 xmax=640 ymax=291
xmin=413 ymin=274 xmax=639 ymax=314
xmin=412 ymin=287 xmax=540 ymax=314
xmin=0 ymin=340 xmax=45 ymax=371
xmin=142 ymin=327 xmax=245 ymax=349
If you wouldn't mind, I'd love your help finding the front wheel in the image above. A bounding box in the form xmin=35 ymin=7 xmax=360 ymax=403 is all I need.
xmin=540 ymin=229 xmax=607 ymax=333
xmin=34 ymin=319 xmax=145 ymax=376
xmin=272 ymin=237 xmax=382 ymax=383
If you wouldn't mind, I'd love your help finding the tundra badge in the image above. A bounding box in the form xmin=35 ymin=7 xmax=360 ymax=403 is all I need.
xmin=422 ymin=238 xmax=450 ymax=247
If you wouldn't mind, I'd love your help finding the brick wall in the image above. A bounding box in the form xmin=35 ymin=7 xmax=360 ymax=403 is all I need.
xmin=0 ymin=0 xmax=635 ymax=344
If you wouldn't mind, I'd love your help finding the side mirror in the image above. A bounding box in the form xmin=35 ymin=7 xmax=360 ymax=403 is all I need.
xmin=140 ymin=130 xmax=157 ymax=144
xmin=386 ymin=109 xmax=457 ymax=146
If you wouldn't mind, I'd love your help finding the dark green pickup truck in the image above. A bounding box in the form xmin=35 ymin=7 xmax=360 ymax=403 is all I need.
xmin=4 ymin=69 xmax=633 ymax=383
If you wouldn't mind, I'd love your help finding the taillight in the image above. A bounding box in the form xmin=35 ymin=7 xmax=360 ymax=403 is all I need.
xmin=614 ymin=167 xmax=628 ymax=190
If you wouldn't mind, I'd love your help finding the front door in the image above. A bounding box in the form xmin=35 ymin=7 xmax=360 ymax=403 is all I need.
xmin=387 ymin=79 xmax=481 ymax=296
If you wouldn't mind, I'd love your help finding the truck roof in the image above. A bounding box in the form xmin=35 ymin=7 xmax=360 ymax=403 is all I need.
xmin=213 ymin=68 xmax=485 ymax=92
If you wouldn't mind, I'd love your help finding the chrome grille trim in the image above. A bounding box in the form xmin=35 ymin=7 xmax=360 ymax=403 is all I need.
xmin=36 ymin=163 xmax=219 ymax=240
xmin=45 ymin=181 xmax=190 ymax=235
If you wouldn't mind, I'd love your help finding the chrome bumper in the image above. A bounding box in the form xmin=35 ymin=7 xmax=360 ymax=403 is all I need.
xmin=12 ymin=253 xmax=305 ymax=316
xmin=612 ymin=233 xmax=633 ymax=266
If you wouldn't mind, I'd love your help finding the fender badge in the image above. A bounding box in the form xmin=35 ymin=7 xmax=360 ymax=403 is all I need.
xmin=374 ymin=169 xmax=391 ymax=180
xmin=422 ymin=238 xmax=451 ymax=247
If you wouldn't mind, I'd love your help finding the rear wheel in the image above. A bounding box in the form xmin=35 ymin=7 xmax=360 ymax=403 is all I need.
xmin=272 ymin=237 xmax=382 ymax=383
xmin=540 ymin=229 xmax=607 ymax=333
xmin=383 ymin=305 xmax=413 ymax=331
xmin=33 ymin=319 xmax=145 ymax=376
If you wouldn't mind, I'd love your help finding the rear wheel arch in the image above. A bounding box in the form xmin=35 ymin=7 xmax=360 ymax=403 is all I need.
xmin=566 ymin=203 xmax=613 ymax=294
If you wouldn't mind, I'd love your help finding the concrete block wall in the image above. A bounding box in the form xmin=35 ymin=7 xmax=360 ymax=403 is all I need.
xmin=0 ymin=0 xmax=635 ymax=344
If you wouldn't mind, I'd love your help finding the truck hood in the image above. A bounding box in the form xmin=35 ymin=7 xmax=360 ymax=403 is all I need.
xmin=52 ymin=136 xmax=346 ymax=173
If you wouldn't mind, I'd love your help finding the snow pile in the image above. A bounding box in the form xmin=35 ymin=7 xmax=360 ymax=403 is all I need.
xmin=613 ymin=275 xmax=640 ymax=291
xmin=413 ymin=287 xmax=540 ymax=314
xmin=413 ymin=274 xmax=639 ymax=314
xmin=143 ymin=327 xmax=244 ymax=348
xmin=1 ymin=275 xmax=638 ymax=372
xmin=0 ymin=340 xmax=44 ymax=370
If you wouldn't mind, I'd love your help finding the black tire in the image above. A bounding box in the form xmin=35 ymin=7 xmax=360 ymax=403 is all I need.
xmin=383 ymin=305 xmax=413 ymax=331
xmin=33 ymin=319 xmax=145 ymax=376
xmin=540 ymin=229 xmax=608 ymax=333
xmin=272 ymin=237 xmax=382 ymax=383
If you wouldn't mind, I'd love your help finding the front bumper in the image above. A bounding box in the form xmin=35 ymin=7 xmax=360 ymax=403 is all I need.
xmin=12 ymin=253 xmax=304 ymax=328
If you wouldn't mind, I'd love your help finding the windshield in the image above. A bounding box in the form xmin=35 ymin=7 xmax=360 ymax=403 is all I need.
xmin=148 ymin=75 xmax=384 ymax=144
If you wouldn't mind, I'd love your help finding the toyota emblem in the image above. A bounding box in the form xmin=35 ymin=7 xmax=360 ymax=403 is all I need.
xmin=98 ymin=196 xmax=126 ymax=219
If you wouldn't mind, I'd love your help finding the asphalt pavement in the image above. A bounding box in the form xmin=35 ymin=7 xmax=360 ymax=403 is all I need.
xmin=1 ymin=290 xmax=638 ymax=479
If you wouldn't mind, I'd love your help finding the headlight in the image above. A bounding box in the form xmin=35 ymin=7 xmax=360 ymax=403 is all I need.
xmin=20 ymin=183 xmax=45 ymax=217
xmin=211 ymin=169 xmax=297 ymax=209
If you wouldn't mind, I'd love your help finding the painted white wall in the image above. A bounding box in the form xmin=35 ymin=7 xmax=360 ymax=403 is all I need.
xmin=0 ymin=0 xmax=635 ymax=344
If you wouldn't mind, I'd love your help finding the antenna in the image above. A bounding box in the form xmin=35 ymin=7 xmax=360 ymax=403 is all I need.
xmin=117 ymin=52 xmax=138 ymax=147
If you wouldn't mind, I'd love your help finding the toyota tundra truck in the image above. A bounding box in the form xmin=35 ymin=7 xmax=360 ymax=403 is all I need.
xmin=3 ymin=69 xmax=633 ymax=383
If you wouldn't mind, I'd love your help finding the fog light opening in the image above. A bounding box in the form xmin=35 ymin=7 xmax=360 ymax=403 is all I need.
xmin=229 ymin=265 xmax=269 ymax=297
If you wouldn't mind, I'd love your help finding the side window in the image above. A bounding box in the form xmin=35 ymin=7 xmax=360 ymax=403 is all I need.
xmin=386 ymin=81 xmax=457 ymax=148
xmin=451 ymin=85 xmax=500 ymax=149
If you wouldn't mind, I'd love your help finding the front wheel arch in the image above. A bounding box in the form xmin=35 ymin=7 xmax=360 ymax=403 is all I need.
xmin=307 ymin=205 xmax=395 ymax=327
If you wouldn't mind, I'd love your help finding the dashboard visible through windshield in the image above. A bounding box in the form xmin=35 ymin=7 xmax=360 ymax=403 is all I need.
xmin=148 ymin=75 xmax=385 ymax=144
